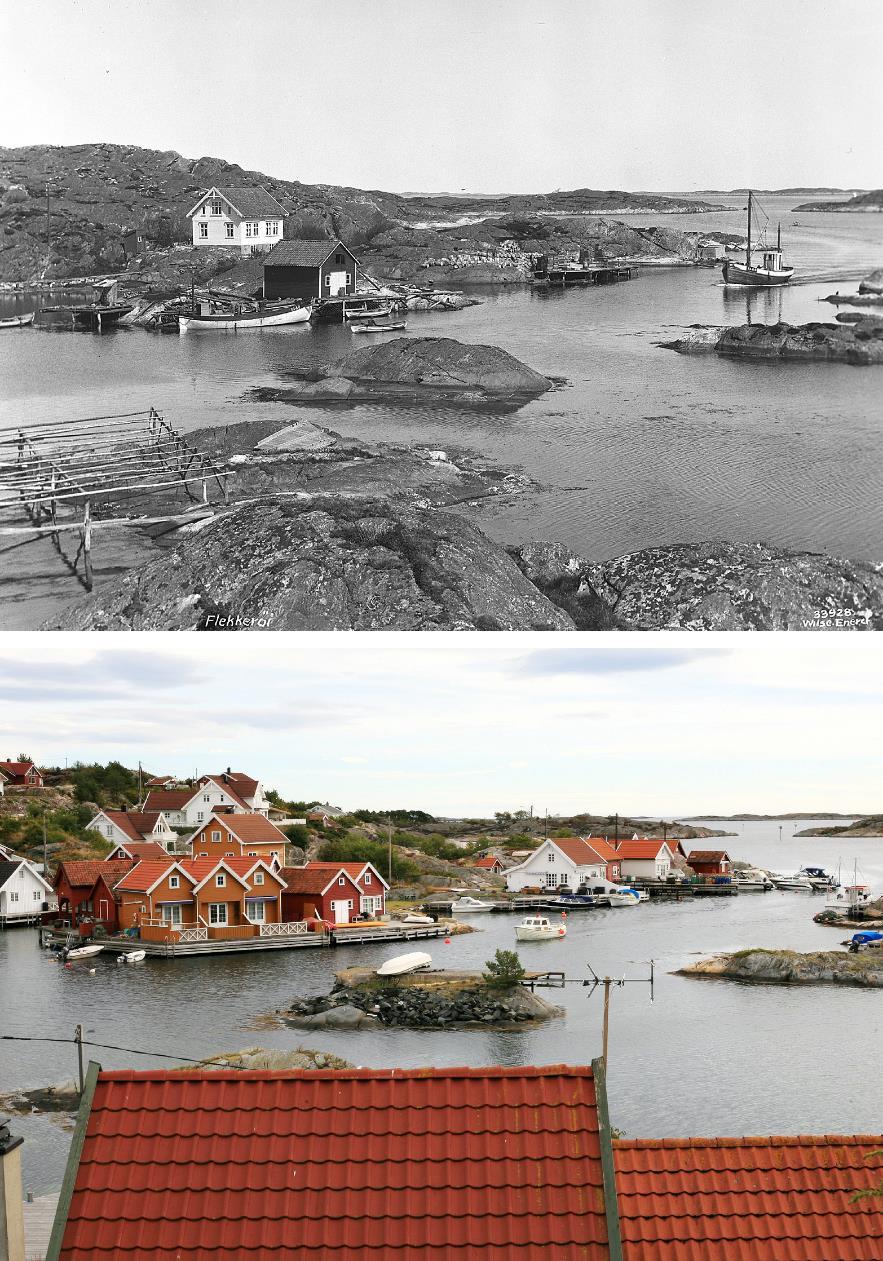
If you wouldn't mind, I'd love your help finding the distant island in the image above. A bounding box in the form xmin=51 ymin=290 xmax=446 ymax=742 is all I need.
xmin=680 ymin=813 xmax=859 ymax=821
xmin=796 ymin=815 xmax=883 ymax=837
xmin=792 ymin=189 xmax=883 ymax=213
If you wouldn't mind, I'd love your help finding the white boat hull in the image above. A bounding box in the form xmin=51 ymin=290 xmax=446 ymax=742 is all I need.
xmin=179 ymin=305 xmax=310 ymax=332
xmin=515 ymin=925 xmax=567 ymax=941
xmin=65 ymin=943 xmax=104 ymax=959
xmin=403 ymin=914 xmax=434 ymax=925
xmin=376 ymin=951 xmax=433 ymax=977
xmin=119 ymin=949 xmax=147 ymax=963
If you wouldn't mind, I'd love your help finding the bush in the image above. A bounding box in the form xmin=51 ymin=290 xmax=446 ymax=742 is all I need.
xmin=317 ymin=836 xmax=419 ymax=883
xmin=283 ymin=824 xmax=309 ymax=846
xmin=483 ymin=949 xmax=526 ymax=990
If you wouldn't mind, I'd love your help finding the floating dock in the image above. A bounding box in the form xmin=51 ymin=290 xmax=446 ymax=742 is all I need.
xmin=533 ymin=262 xmax=634 ymax=287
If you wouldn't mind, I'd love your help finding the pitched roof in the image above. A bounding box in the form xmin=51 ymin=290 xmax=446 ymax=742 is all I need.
xmin=53 ymin=1063 xmax=615 ymax=1259
xmin=306 ymin=861 xmax=389 ymax=889
xmin=55 ymin=860 xmax=133 ymax=890
xmin=102 ymin=812 xmax=168 ymax=843
xmin=551 ymin=837 xmax=614 ymax=867
xmin=264 ymin=238 xmax=352 ymax=267
xmin=115 ymin=859 xmax=181 ymax=894
xmin=203 ymin=813 xmax=287 ymax=845
xmin=615 ymin=839 xmax=672 ymax=861
xmin=0 ymin=760 xmax=40 ymax=780
xmin=614 ymin=1134 xmax=883 ymax=1260
xmin=474 ymin=855 xmax=504 ymax=868
xmin=582 ymin=837 xmax=620 ymax=863
xmin=178 ymin=856 xmax=284 ymax=888
xmin=687 ymin=850 xmax=732 ymax=863
xmin=0 ymin=859 xmax=27 ymax=888
xmin=142 ymin=789 xmax=194 ymax=812
xmin=216 ymin=185 xmax=286 ymax=217
xmin=204 ymin=771 xmax=260 ymax=799
xmin=279 ymin=865 xmax=359 ymax=896
xmin=110 ymin=839 xmax=170 ymax=862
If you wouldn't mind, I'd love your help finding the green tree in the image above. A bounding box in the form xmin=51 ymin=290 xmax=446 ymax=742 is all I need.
xmin=483 ymin=949 xmax=526 ymax=990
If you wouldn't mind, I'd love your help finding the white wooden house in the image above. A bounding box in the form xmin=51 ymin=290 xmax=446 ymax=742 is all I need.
xmin=504 ymin=838 xmax=621 ymax=893
xmin=0 ymin=857 xmax=55 ymax=925
xmin=187 ymin=186 xmax=286 ymax=255
xmin=615 ymin=838 xmax=677 ymax=882
xmin=86 ymin=810 xmax=177 ymax=851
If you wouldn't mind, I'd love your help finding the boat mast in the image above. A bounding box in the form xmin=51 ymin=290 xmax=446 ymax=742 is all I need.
xmin=777 ymin=221 xmax=781 ymax=252
xmin=746 ymin=191 xmax=752 ymax=265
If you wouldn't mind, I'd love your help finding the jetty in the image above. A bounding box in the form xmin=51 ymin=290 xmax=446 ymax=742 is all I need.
xmin=0 ymin=407 xmax=231 ymax=592
xmin=532 ymin=259 xmax=634 ymax=287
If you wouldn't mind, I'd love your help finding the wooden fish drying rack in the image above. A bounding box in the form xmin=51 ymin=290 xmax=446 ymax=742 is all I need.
xmin=0 ymin=408 xmax=231 ymax=591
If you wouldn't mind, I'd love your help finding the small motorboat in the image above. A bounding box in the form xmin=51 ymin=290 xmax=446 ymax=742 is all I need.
xmin=605 ymin=888 xmax=641 ymax=907
xmin=798 ymin=866 xmax=837 ymax=890
xmin=343 ymin=298 xmax=393 ymax=322
xmin=350 ymin=320 xmax=407 ymax=334
xmin=826 ymin=883 xmax=874 ymax=914
xmin=376 ymin=951 xmax=433 ymax=977
xmin=118 ymin=949 xmax=147 ymax=963
xmin=450 ymin=896 xmax=494 ymax=913
xmin=515 ymin=915 xmax=566 ymax=942
xmin=771 ymin=872 xmax=813 ymax=891
xmin=734 ymin=868 xmax=774 ymax=891
xmin=843 ymin=931 xmax=882 ymax=953
xmin=64 ymin=943 xmax=104 ymax=960
xmin=0 ymin=311 xmax=35 ymax=329
xmin=179 ymin=301 xmax=310 ymax=332
xmin=403 ymin=913 xmax=435 ymax=925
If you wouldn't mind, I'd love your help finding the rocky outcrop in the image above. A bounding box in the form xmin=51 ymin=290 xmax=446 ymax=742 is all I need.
xmin=662 ymin=318 xmax=883 ymax=364
xmin=255 ymin=337 xmax=554 ymax=406
xmin=512 ymin=540 xmax=883 ymax=631
xmin=792 ymin=190 xmax=883 ymax=213
xmin=798 ymin=816 xmax=883 ymax=838
xmin=859 ymin=267 xmax=883 ymax=295
xmin=677 ymin=949 xmax=883 ymax=987
xmin=49 ymin=495 xmax=574 ymax=631
xmin=280 ymin=968 xmax=564 ymax=1029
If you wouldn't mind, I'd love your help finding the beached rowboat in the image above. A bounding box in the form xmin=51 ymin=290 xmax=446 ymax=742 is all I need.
xmin=376 ymin=951 xmax=433 ymax=977
xmin=0 ymin=311 xmax=35 ymax=329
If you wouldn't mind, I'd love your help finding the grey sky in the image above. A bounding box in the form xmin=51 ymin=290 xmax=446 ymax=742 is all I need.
xmin=2 ymin=0 xmax=880 ymax=192
xmin=0 ymin=633 xmax=880 ymax=816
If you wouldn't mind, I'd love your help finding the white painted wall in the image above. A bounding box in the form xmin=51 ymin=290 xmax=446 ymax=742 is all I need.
xmin=505 ymin=840 xmax=606 ymax=892
xmin=189 ymin=193 xmax=283 ymax=254
xmin=0 ymin=861 xmax=54 ymax=920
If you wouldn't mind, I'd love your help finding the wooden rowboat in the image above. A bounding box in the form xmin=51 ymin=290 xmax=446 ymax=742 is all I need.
xmin=0 ymin=311 xmax=35 ymax=329
xmin=179 ymin=302 xmax=310 ymax=332
xmin=351 ymin=320 xmax=407 ymax=334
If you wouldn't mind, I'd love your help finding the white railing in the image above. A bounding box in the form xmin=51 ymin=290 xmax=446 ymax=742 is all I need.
xmin=177 ymin=925 xmax=208 ymax=942
xmin=259 ymin=920 xmax=309 ymax=938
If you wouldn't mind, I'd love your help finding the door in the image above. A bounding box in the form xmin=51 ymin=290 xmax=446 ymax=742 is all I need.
xmin=99 ymin=899 xmax=109 ymax=921
xmin=326 ymin=270 xmax=348 ymax=296
xmin=163 ymin=905 xmax=183 ymax=927
xmin=331 ymin=900 xmax=350 ymax=924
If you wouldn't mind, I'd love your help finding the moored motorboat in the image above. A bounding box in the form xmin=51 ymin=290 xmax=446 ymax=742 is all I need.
xmin=515 ymin=915 xmax=567 ymax=941
xmin=450 ymin=895 xmax=494 ymax=913
xmin=0 ymin=311 xmax=35 ymax=329
xmin=826 ymin=883 xmax=874 ymax=914
xmin=376 ymin=951 xmax=433 ymax=977
xmin=605 ymin=888 xmax=641 ymax=907
xmin=798 ymin=866 xmax=837 ymax=890
xmin=771 ymin=872 xmax=813 ymax=891
xmin=722 ymin=192 xmax=794 ymax=287
xmin=734 ymin=868 xmax=774 ymax=891
xmin=179 ymin=301 xmax=310 ymax=332
xmin=64 ymin=943 xmax=104 ymax=960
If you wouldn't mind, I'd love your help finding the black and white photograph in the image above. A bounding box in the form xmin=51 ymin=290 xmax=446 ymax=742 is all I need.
xmin=0 ymin=0 xmax=881 ymax=631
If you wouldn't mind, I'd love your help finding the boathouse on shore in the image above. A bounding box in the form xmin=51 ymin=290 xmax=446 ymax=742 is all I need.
xmin=687 ymin=849 xmax=733 ymax=876
xmin=262 ymin=238 xmax=360 ymax=300
xmin=279 ymin=865 xmax=364 ymax=925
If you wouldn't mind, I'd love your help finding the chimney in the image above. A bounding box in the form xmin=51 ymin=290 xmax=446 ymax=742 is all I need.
xmin=0 ymin=1116 xmax=25 ymax=1261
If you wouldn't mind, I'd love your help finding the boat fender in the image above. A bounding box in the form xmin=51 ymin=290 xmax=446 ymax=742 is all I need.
xmin=444 ymin=937 xmax=451 ymax=944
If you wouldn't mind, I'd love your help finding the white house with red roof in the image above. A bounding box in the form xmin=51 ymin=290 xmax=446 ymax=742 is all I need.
xmin=86 ymin=809 xmax=177 ymax=852
xmin=615 ymin=838 xmax=677 ymax=882
xmin=504 ymin=837 xmax=622 ymax=893
xmin=197 ymin=770 xmax=271 ymax=816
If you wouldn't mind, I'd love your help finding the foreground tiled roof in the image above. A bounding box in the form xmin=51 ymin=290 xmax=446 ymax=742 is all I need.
xmin=114 ymin=860 xmax=180 ymax=894
xmin=264 ymin=238 xmax=346 ymax=267
xmin=553 ymin=837 xmax=614 ymax=867
xmin=279 ymin=865 xmax=356 ymax=895
xmin=112 ymin=839 xmax=169 ymax=862
xmin=56 ymin=859 xmax=133 ymax=889
xmin=306 ymin=861 xmax=388 ymax=887
xmin=104 ymin=813 xmax=168 ymax=845
xmin=583 ymin=837 xmax=620 ymax=863
xmin=615 ymin=839 xmax=671 ymax=860
xmin=0 ymin=759 xmax=40 ymax=780
xmin=211 ymin=813 xmax=287 ymax=844
xmin=614 ymin=1135 xmax=883 ymax=1260
xmin=54 ymin=1065 xmax=613 ymax=1259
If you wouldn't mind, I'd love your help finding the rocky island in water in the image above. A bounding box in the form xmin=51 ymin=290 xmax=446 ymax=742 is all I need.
xmin=678 ymin=948 xmax=883 ymax=988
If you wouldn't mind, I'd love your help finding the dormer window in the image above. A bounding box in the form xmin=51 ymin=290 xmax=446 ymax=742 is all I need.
xmin=255 ymin=872 xmax=264 ymax=886
xmin=364 ymin=873 xmax=371 ymax=884
xmin=216 ymin=873 xmax=226 ymax=888
xmin=169 ymin=875 xmax=179 ymax=890
xmin=210 ymin=200 xmax=222 ymax=216
xmin=338 ymin=876 xmax=345 ymax=886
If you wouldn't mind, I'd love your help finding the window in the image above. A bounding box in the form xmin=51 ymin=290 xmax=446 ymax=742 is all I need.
xmin=169 ymin=875 xmax=180 ymax=890
xmin=211 ymin=830 xmax=221 ymax=842
xmin=325 ymin=274 xmax=331 ymax=287
xmin=197 ymin=812 xmax=204 ymax=822
xmin=199 ymin=852 xmax=208 ymax=857
xmin=364 ymin=873 xmax=371 ymax=885
xmin=338 ymin=876 xmax=345 ymax=886
xmin=203 ymin=795 xmax=211 ymax=803
xmin=335 ymin=253 xmax=343 ymax=265
xmin=199 ymin=222 xmax=208 ymax=239
xmin=216 ymin=874 xmax=226 ymax=888
xmin=209 ymin=903 xmax=228 ymax=925
xmin=163 ymin=905 xmax=183 ymax=926
xmin=210 ymin=200 xmax=222 ymax=216
xmin=347 ymin=899 xmax=353 ymax=910
xmin=9 ymin=891 xmax=18 ymax=902
xmin=33 ymin=890 xmax=41 ymax=901
xmin=255 ymin=872 xmax=264 ymax=886
xmin=548 ymin=853 xmax=555 ymax=863
xmin=246 ymin=901 xmax=266 ymax=923
xmin=225 ymin=851 xmax=235 ymax=857
xmin=225 ymin=222 xmax=234 ymax=239
xmin=346 ymin=273 xmax=351 ymax=285
xmin=248 ymin=851 xmax=258 ymax=857
xmin=545 ymin=872 xmax=558 ymax=888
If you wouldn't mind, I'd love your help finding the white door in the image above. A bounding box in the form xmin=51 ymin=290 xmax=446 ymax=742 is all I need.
xmin=331 ymin=900 xmax=349 ymax=924
xmin=327 ymin=270 xmax=348 ymax=295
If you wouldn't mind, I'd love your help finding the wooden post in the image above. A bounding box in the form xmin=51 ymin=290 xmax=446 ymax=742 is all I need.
xmin=602 ymin=978 xmax=611 ymax=1065
xmin=82 ymin=500 xmax=93 ymax=590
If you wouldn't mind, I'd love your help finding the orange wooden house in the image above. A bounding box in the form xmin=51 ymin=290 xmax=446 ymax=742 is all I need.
xmin=114 ymin=856 xmax=287 ymax=942
xmin=188 ymin=813 xmax=288 ymax=867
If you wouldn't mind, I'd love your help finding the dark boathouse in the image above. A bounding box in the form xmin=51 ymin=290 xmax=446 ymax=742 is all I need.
xmin=263 ymin=239 xmax=360 ymax=301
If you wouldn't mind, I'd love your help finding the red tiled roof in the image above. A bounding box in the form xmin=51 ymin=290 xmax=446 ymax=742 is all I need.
xmin=615 ymin=840 xmax=672 ymax=861
xmin=279 ymin=865 xmax=358 ymax=895
xmin=143 ymin=789 xmax=193 ymax=812
xmin=553 ymin=838 xmax=612 ymax=867
xmin=178 ymin=857 xmax=283 ymax=887
xmin=0 ymin=760 xmax=41 ymax=781
xmin=306 ymin=861 xmax=388 ymax=888
xmin=687 ymin=850 xmax=732 ymax=863
xmin=583 ymin=837 xmax=620 ymax=863
xmin=115 ymin=860 xmax=183 ymax=894
xmin=614 ymin=1134 xmax=883 ymax=1261
xmin=204 ymin=771 xmax=260 ymax=799
xmin=112 ymin=839 xmax=170 ymax=862
xmin=204 ymin=813 xmax=287 ymax=844
xmin=55 ymin=1064 xmax=612 ymax=1259
xmin=103 ymin=812 xmax=168 ymax=843
xmin=474 ymin=855 xmax=503 ymax=868
xmin=198 ymin=776 xmax=251 ymax=811
xmin=55 ymin=859 xmax=133 ymax=890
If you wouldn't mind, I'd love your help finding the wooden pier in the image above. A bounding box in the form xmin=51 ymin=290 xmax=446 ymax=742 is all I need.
xmin=0 ymin=408 xmax=232 ymax=593
xmin=533 ymin=262 xmax=634 ymax=287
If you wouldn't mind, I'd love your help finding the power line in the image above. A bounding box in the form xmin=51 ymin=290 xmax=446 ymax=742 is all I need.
xmin=1 ymin=1032 xmax=257 ymax=1072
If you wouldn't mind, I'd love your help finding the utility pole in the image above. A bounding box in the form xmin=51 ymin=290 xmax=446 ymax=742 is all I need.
xmin=45 ymin=181 xmax=51 ymax=270
xmin=74 ymin=1024 xmax=84 ymax=1095
xmin=543 ymin=810 xmax=549 ymax=841
xmin=584 ymin=961 xmax=654 ymax=1069
xmin=614 ymin=813 xmax=619 ymax=842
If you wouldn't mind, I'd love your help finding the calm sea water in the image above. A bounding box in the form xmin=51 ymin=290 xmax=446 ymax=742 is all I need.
xmin=1 ymin=196 xmax=881 ymax=624
xmin=2 ymin=818 xmax=881 ymax=1192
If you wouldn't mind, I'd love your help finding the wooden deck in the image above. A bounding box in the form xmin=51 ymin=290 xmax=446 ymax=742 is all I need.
xmin=533 ymin=263 xmax=634 ymax=286
xmin=23 ymin=1192 xmax=59 ymax=1261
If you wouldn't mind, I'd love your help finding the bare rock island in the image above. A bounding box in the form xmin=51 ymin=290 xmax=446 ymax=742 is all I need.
xmin=661 ymin=316 xmax=883 ymax=364
xmin=677 ymin=948 xmax=883 ymax=988
xmin=251 ymin=336 xmax=555 ymax=406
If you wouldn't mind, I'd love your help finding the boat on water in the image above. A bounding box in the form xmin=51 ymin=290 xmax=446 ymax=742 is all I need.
xmin=722 ymin=191 xmax=794 ymax=287
xmin=734 ymin=868 xmax=774 ymax=891
xmin=351 ymin=320 xmax=407 ymax=334
xmin=71 ymin=304 xmax=133 ymax=330
xmin=826 ymin=883 xmax=874 ymax=914
xmin=798 ymin=866 xmax=837 ymax=890
xmin=0 ymin=311 xmax=35 ymax=329
xmin=179 ymin=300 xmax=310 ymax=332
xmin=771 ymin=872 xmax=814 ymax=891
xmin=118 ymin=949 xmax=147 ymax=963
xmin=450 ymin=895 xmax=494 ymax=913
xmin=376 ymin=951 xmax=433 ymax=977
xmin=606 ymin=888 xmax=642 ymax=907
xmin=403 ymin=913 xmax=435 ymax=925
xmin=63 ymin=943 xmax=104 ymax=960
xmin=515 ymin=915 xmax=567 ymax=942
xmin=343 ymin=297 xmax=393 ymax=322
xmin=553 ymin=891 xmax=596 ymax=908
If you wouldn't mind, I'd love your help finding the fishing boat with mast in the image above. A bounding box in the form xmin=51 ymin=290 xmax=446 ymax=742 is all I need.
xmin=722 ymin=191 xmax=794 ymax=287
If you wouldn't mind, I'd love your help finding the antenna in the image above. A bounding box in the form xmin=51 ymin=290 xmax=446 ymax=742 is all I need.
xmin=584 ymin=960 xmax=655 ymax=1066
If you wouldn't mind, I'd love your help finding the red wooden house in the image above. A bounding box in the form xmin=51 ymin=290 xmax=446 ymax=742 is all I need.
xmin=303 ymin=861 xmax=388 ymax=916
xmin=687 ymin=850 xmax=733 ymax=876
xmin=279 ymin=866 xmax=364 ymax=925
xmin=52 ymin=860 xmax=134 ymax=926
xmin=0 ymin=759 xmax=44 ymax=787
xmin=473 ymin=855 xmax=505 ymax=874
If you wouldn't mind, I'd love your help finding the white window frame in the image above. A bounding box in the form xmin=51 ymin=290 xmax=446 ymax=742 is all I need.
xmin=255 ymin=872 xmax=264 ymax=886
xmin=169 ymin=875 xmax=180 ymax=890
xmin=199 ymin=222 xmax=208 ymax=239
xmin=338 ymin=876 xmax=345 ymax=886
xmin=364 ymin=873 xmax=371 ymax=885
xmin=211 ymin=830 xmax=222 ymax=842
xmin=209 ymin=903 xmax=228 ymax=925
xmin=225 ymin=222 xmax=235 ymax=239
xmin=216 ymin=873 xmax=226 ymax=888
xmin=245 ymin=901 xmax=266 ymax=923
xmin=163 ymin=904 xmax=183 ymax=926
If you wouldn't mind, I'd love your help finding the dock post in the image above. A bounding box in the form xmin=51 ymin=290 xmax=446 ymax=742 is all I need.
xmin=82 ymin=500 xmax=93 ymax=591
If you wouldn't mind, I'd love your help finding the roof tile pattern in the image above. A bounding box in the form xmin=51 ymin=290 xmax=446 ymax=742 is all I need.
xmin=264 ymin=238 xmax=346 ymax=267
xmin=207 ymin=813 xmax=287 ymax=844
xmin=56 ymin=860 xmax=133 ymax=889
xmin=114 ymin=860 xmax=179 ymax=893
xmin=615 ymin=840 xmax=671 ymax=860
xmin=614 ymin=1135 xmax=883 ymax=1260
xmin=59 ymin=1066 xmax=610 ymax=1259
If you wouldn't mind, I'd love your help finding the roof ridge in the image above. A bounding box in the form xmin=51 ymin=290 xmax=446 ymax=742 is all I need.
xmin=98 ymin=1064 xmax=596 ymax=1082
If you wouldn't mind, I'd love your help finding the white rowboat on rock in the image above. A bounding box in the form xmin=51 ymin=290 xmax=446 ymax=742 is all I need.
xmin=376 ymin=952 xmax=433 ymax=977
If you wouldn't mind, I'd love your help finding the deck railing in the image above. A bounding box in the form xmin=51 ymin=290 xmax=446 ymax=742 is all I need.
xmin=259 ymin=920 xmax=309 ymax=938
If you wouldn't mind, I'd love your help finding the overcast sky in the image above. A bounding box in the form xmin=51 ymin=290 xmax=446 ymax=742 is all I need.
xmin=2 ymin=0 xmax=880 ymax=192
xmin=0 ymin=632 xmax=879 ymax=817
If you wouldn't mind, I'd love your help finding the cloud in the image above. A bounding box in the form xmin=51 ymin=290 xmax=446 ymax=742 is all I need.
xmin=0 ymin=648 xmax=204 ymax=700
xmin=514 ymin=646 xmax=728 ymax=677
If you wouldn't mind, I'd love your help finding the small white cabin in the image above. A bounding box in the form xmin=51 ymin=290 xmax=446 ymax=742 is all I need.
xmin=187 ymin=186 xmax=286 ymax=255
xmin=505 ymin=838 xmax=610 ymax=893
xmin=0 ymin=858 xmax=55 ymax=925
